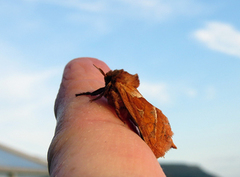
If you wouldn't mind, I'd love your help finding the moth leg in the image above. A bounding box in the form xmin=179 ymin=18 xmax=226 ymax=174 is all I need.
xmin=90 ymin=83 xmax=112 ymax=101
xmin=75 ymin=87 xmax=105 ymax=97
xmin=90 ymin=90 xmax=105 ymax=101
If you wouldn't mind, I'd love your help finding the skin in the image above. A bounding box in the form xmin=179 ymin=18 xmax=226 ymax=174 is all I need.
xmin=48 ymin=57 xmax=166 ymax=177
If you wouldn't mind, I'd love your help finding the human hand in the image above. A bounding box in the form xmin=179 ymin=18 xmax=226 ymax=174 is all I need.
xmin=48 ymin=57 xmax=166 ymax=176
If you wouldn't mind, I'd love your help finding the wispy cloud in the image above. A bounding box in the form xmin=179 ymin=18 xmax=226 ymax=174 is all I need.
xmin=1 ymin=0 xmax=206 ymax=38
xmin=139 ymin=82 xmax=171 ymax=105
xmin=26 ymin=0 xmax=205 ymax=22
xmin=0 ymin=68 xmax=61 ymax=153
xmin=203 ymin=86 xmax=216 ymax=100
xmin=193 ymin=21 xmax=240 ymax=58
xmin=114 ymin=0 xmax=172 ymax=21
xmin=0 ymin=65 xmax=61 ymax=156
xmin=139 ymin=80 xmax=216 ymax=107
xmin=36 ymin=0 xmax=106 ymax=12
xmin=0 ymin=42 xmax=61 ymax=156
xmin=184 ymin=87 xmax=198 ymax=98
xmin=117 ymin=0 xmax=205 ymax=21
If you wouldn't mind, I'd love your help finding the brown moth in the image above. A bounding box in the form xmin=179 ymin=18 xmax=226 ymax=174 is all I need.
xmin=76 ymin=65 xmax=177 ymax=158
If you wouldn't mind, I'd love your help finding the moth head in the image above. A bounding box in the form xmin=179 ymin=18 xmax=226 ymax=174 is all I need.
xmin=93 ymin=65 xmax=139 ymax=88
xmin=104 ymin=69 xmax=123 ymax=86
xmin=93 ymin=64 xmax=121 ymax=86
xmin=106 ymin=69 xmax=139 ymax=88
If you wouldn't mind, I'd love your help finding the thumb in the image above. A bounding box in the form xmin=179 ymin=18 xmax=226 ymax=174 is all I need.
xmin=48 ymin=57 xmax=165 ymax=177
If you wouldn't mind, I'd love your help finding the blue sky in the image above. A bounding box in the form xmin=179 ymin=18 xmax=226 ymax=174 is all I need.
xmin=1 ymin=0 xmax=240 ymax=176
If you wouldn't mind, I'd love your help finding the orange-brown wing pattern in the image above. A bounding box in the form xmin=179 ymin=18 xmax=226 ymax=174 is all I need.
xmin=116 ymin=82 xmax=176 ymax=158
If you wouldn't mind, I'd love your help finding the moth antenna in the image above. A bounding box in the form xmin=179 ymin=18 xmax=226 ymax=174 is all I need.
xmin=93 ymin=64 xmax=106 ymax=77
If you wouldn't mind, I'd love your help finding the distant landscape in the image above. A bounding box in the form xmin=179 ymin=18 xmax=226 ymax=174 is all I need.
xmin=160 ymin=163 xmax=217 ymax=177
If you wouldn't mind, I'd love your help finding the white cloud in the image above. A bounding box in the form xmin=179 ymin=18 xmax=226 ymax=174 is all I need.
xmin=0 ymin=70 xmax=60 ymax=156
xmin=23 ymin=0 xmax=106 ymax=13
xmin=117 ymin=0 xmax=205 ymax=21
xmin=43 ymin=0 xmax=106 ymax=12
xmin=116 ymin=0 xmax=172 ymax=21
xmin=1 ymin=68 xmax=60 ymax=102
xmin=0 ymin=44 xmax=61 ymax=156
xmin=204 ymin=86 xmax=216 ymax=100
xmin=138 ymin=81 xmax=216 ymax=106
xmin=138 ymin=82 xmax=171 ymax=105
xmin=25 ymin=0 xmax=204 ymax=22
xmin=193 ymin=22 xmax=240 ymax=58
xmin=184 ymin=87 xmax=198 ymax=98
xmin=1 ymin=0 xmax=206 ymax=37
xmin=0 ymin=66 xmax=60 ymax=157
xmin=66 ymin=12 xmax=109 ymax=34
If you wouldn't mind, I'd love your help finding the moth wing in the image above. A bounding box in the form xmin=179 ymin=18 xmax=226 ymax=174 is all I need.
xmin=116 ymin=82 xmax=176 ymax=158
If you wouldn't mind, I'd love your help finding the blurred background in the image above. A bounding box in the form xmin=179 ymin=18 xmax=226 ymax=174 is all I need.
xmin=1 ymin=0 xmax=240 ymax=176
